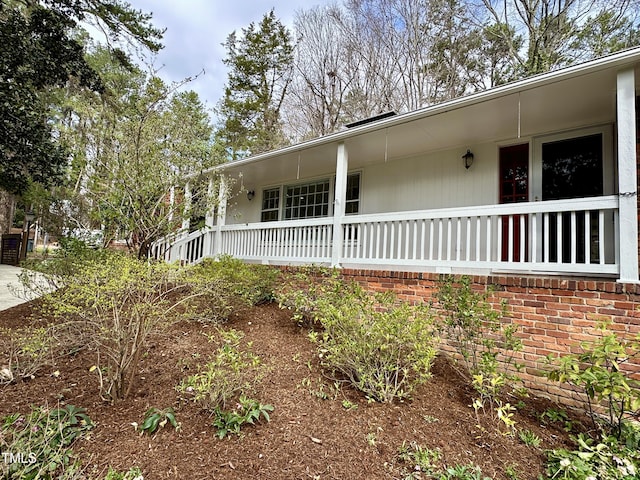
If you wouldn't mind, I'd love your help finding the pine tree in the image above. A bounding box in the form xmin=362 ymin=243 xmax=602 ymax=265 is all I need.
xmin=217 ymin=9 xmax=294 ymax=159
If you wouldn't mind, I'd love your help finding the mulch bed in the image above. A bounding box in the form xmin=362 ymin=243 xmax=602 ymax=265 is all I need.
xmin=0 ymin=301 xmax=576 ymax=479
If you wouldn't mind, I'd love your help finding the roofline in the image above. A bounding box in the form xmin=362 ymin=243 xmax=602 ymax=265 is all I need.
xmin=198 ymin=47 xmax=640 ymax=179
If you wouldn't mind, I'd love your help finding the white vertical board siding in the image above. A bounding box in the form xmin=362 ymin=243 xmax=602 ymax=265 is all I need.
xmin=360 ymin=143 xmax=498 ymax=214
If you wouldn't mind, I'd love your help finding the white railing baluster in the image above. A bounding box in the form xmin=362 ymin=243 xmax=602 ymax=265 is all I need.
xmin=532 ymin=214 xmax=537 ymax=263
xmin=571 ymin=211 xmax=577 ymax=264
xmin=486 ymin=216 xmax=492 ymax=262
xmin=456 ymin=218 xmax=461 ymax=261
xmin=519 ymin=215 xmax=525 ymax=262
xmin=420 ymin=220 xmax=426 ymax=260
xmin=429 ymin=219 xmax=434 ymax=260
xmin=438 ymin=219 xmax=443 ymax=261
xmin=497 ymin=216 xmax=503 ymax=263
xmin=584 ymin=212 xmax=591 ymax=263
xmin=466 ymin=217 xmax=471 ymax=261
xmin=599 ymin=210 xmax=605 ymax=264
xmin=508 ymin=215 xmax=514 ymax=263
xmin=557 ymin=213 xmax=563 ymax=263
xmin=475 ymin=217 xmax=480 ymax=261
xmin=544 ymin=213 xmax=550 ymax=262
xmin=446 ymin=219 xmax=451 ymax=261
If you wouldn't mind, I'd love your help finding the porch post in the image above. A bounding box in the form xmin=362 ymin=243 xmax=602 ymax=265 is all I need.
xmin=214 ymin=176 xmax=228 ymax=257
xmin=331 ymin=142 xmax=348 ymax=267
xmin=203 ymin=176 xmax=216 ymax=257
xmin=181 ymin=181 xmax=191 ymax=233
xmin=616 ymin=68 xmax=639 ymax=282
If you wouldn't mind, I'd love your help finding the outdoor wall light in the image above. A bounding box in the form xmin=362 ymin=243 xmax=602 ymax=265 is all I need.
xmin=462 ymin=149 xmax=474 ymax=169
xmin=247 ymin=190 xmax=255 ymax=201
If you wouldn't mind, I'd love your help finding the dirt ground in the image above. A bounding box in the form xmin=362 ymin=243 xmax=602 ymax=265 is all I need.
xmin=0 ymin=300 xmax=576 ymax=479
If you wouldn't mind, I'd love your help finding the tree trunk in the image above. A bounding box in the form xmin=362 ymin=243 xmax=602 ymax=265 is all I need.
xmin=0 ymin=190 xmax=15 ymax=234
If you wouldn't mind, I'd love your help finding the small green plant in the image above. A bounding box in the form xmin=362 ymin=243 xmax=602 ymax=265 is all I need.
xmin=504 ymin=464 xmax=520 ymax=480
xmin=441 ymin=464 xmax=492 ymax=480
xmin=518 ymin=429 xmax=541 ymax=448
xmin=422 ymin=414 xmax=439 ymax=424
xmin=212 ymin=396 xmax=274 ymax=439
xmin=397 ymin=441 xmax=441 ymax=477
xmin=177 ymin=329 xmax=263 ymax=410
xmin=104 ymin=466 xmax=144 ymax=480
xmin=139 ymin=407 xmax=179 ymax=435
xmin=366 ymin=432 xmax=377 ymax=447
xmin=0 ymin=404 xmax=93 ymax=479
xmin=539 ymin=407 xmax=569 ymax=425
xmin=342 ymin=399 xmax=358 ymax=410
xmin=546 ymin=323 xmax=640 ymax=440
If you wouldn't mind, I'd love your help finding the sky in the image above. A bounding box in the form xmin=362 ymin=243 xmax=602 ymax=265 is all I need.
xmin=119 ymin=0 xmax=328 ymax=114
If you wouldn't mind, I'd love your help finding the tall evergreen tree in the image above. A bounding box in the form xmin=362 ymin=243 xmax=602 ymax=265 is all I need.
xmin=216 ymin=9 xmax=294 ymax=159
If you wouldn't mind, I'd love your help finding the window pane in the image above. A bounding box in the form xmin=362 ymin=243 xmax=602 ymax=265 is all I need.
xmin=284 ymin=179 xmax=330 ymax=220
xmin=542 ymin=134 xmax=603 ymax=200
xmin=260 ymin=188 xmax=280 ymax=222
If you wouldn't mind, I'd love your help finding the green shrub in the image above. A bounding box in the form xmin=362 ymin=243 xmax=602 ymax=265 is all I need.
xmin=199 ymin=256 xmax=278 ymax=306
xmin=0 ymin=326 xmax=55 ymax=382
xmin=42 ymin=253 xmax=195 ymax=401
xmin=0 ymin=404 xmax=92 ymax=479
xmin=275 ymin=266 xmax=343 ymax=325
xmin=15 ymin=237 xmax=108 ymax=298
xmin=313 ymin=282 xmax=438 ymax=402
xmin=437 ymin=276 xmax=523 ymax=427
xmin=176 ymin=329 xmax=264 ymax=410
xmin=546 ymin=323 xmax=640 ymax=439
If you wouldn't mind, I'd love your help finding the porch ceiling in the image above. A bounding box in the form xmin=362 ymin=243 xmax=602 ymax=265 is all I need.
xmin=221 ymin=59 xmax=634 ymax=188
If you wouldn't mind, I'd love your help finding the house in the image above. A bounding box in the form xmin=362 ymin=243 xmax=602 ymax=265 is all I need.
xmin=155 ymin=47 xmax=640 ymax=402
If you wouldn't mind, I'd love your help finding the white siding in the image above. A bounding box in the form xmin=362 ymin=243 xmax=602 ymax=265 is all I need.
xmin=361 ymin=143 xmax=499 ymax=214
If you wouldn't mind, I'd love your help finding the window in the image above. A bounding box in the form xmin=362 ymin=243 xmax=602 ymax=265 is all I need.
xmin=542 ymin=133 xmax=603 ymax=201
xmin=345 ymin=173 xmax=361 ymax=214
xmin=261 ymin=188 xmax=280 ymax=222
xmin=260 ymin=172 xmax=361 ymax=222
xmin=284 ymin=179 xmax=330 ymax=220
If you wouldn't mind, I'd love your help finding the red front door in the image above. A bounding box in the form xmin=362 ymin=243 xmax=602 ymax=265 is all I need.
xmin=499 ymin=144 xmax=529 ymax=262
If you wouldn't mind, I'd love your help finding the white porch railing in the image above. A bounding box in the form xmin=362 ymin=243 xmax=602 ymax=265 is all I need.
xmin=153 ymin=196 xmax=620 ymax=277
xmin=151 ymin=228 xmax=208 ymax=264
xmin=221 ymin=217 xmax=334 ymax=263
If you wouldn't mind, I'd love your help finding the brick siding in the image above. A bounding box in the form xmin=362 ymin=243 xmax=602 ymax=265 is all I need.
xmin=339 ymin=269 xmax=640 ymax=406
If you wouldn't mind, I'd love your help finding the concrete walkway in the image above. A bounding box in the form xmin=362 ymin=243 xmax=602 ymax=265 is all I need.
xmin=0 ymin=264 xmax=28 ymax=311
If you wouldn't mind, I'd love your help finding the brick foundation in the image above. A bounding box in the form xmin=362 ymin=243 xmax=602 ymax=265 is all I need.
xmin=340 ymin=269 xmax=640 ymax=406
